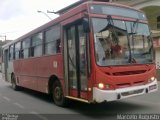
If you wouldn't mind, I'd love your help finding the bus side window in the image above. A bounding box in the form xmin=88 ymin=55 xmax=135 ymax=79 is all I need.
xmin=15 ymin=42 xmax=21 ymax=60
xmin=56 ymin=39 xmax=61 ymax=53
xmin=9 ymin=44 xmax=14 ymax=61
xmin=44 ymin=25 xmax=61 ymax=55
xmin=22 ymin=38 xmax=30 ymax=58
xmin=30 ymin=47 xmax=34 ymax=57
xmin=20 ymin=49 xmax=24 ymax=59
xmin=31 ymin=33 xmax=43 ymax=57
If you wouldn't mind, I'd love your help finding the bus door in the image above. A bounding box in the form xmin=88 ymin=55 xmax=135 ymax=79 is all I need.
xmin=64 ymin=21 xmax=88 ymax=99
xmin=4 ymin=49 xmax=9 ymax=81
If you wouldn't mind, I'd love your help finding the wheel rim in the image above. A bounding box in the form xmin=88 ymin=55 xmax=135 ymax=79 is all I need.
xmin=54 ymin=86 xmax=62 ymax=101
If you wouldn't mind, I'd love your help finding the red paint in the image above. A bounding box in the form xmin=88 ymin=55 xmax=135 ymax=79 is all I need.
xmin=94 ymin=64 xmax=156 ymax=90
xmin=14 ymin=54 xmax=63 ymax=93
xmin=69 ymin=89 xmax=78 ymax=97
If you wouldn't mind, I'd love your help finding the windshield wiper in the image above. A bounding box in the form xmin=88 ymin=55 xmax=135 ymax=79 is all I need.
xmin=130 ymin=19 xmax=139 ymax=55
xmin=106 ymin=16 xmax=136 ymax=63
xmin=124 ymin=21 xmax=133 ymax=63
xmin=106 ymin=15 xmax=119 ymax=44
xmin=131 ymin=19 xmax=139 ymax=33
xmin=125 ymin=19 xmax=139 ymax=63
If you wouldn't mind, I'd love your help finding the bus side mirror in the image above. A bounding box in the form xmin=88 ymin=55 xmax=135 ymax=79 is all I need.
xmin=83 ymin=18 xmax=90 ymax=33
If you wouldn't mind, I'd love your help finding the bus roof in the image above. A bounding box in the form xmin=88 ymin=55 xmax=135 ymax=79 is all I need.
xmin=2 ymin=1 xmax=143 ymax=48
xmin=56 ymin=0 xmax=111 ymax=15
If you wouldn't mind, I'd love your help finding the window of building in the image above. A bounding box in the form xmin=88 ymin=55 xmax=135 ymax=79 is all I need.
xmin=157 ymin=16 xmax=160 ymax=29
xmin=31 ymin=32 xmax=43 ymax=57
xmin=9 ymin=44 xmax=14 ymax=60
xmin=44 ymin=25 xmax=61 ymax=55
xmin=22 ymin=38 xmax=30 ymax=58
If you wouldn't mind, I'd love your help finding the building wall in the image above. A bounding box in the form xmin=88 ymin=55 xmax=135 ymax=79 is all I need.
xmin=155 ymin=47 xmax=160 ymax=69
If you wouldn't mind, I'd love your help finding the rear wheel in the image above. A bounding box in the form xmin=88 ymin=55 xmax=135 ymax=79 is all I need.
xmin=11 ymin=74 xmax=19 ymax=90
xmin=52 ymin=81 xmax=66 ymax=107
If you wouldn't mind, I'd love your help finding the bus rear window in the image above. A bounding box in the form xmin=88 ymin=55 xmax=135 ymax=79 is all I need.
xmin=90 ymin=5 xmax=146 ymax=20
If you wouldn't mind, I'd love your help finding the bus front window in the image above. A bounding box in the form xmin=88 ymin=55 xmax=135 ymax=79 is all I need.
xmin=92 ymin=18 xmax=153 ymax=66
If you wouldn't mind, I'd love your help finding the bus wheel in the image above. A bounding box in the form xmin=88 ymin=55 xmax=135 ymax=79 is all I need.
xmin=52 ymin=81 xmax=66 ymax=106
xmin=11 ymin=74 xmax=19 ymax=90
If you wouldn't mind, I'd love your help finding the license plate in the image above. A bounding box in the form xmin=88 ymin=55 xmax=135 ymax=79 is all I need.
xmin=149 ymin=84 xmax=157 ymax=91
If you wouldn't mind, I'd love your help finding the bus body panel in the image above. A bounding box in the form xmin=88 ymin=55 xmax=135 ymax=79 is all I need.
xmin=95 ymin=64 xmax=156 ymax=87
xmin=13 ymin=54 xmax=63 ymax=93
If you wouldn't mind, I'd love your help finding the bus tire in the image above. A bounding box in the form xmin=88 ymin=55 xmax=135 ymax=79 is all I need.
xmin=52 ymin=80 xmax=66 ymax=107
xmin=11 ymin=74 xmax=19 ymax=91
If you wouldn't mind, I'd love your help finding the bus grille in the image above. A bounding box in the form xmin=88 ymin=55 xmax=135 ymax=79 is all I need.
xmin=121 ymin=89 xmax=144 ymax=96
xmin=113 ymin=70 xmax=146 ymax=76
xmin=116 ymin=81 xmax=145 ymax=88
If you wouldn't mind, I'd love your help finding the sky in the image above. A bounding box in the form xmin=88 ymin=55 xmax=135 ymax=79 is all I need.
xmin=0 ymin=0 xmax=79 ymax=41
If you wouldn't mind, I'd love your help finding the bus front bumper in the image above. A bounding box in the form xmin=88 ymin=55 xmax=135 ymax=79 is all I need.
xmin=93 ymin=80 xmax=158 ymax=103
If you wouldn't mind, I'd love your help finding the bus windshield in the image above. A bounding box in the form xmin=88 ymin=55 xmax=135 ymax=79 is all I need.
xmin=92 ymin=18 xmax=154 ymax=66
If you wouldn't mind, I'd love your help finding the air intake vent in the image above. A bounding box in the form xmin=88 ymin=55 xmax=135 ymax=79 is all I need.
xmin=113 ymin=70 xmax=146 ymax=76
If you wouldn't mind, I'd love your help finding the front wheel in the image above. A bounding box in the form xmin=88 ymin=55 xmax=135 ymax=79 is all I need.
xmin=52 ymin=81 xmax=66 ymax=107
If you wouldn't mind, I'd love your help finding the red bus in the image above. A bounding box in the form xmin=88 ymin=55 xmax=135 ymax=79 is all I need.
xmin=2 ymin=0 xmax=158 ymax=106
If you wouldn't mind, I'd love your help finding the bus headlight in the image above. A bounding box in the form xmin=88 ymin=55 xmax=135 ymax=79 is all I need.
xmin=148 ymin=77 xmax=156 ymax=83
xmin=97 ymin=83 xmax=114 ymax=90
xmin=98 ymin=83 xmax=104 ymax=89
